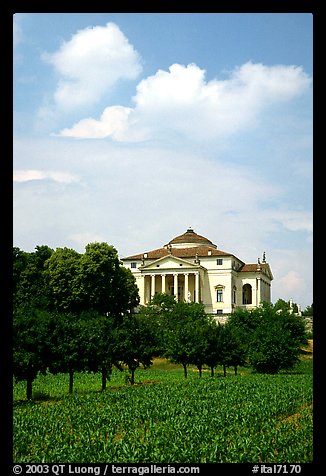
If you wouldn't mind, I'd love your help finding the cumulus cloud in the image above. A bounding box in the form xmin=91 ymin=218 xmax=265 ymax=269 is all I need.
xmin=58 ymin=61 xmax=311 ymax=140
xmin=13 ymin=170 xmax=79 ymax=184
xmin=42 ymin=22 xmax=142 ymax=111
xmin=58 ymin=106 xmax=148 ymax=141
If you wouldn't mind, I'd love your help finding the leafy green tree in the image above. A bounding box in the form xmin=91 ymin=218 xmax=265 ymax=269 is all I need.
xmin=189 ymin=315 xmax=212 ymax=377
xmin=138 ymin=293 xmax=177 ymax=356
xmin=204 ymin=318 xmax=223 ymax=377
xmin=13 ymin=307 xmax=52 ymax=399
xmin=119 ymin=266 xmax=141 ymax=314
xmin=45 ymin=242 xmax=139 ymax=315
xmin=228 ymin=303 xmax=307 ymax=374
xmin=226 ymin=307 xmax=261 ymax=358
xmin=218 ymin=323 xmax=247 ymax=376
xmin=117 ymin=313 xmax=157 ymax=384
xmin=45 ymin=247 xmax=82 ymax=312
xmin=13 ymin=247 xmax=29 ymax=294
xmin=48 ymin=312 xmax=86 ymax=394
xmin=164 ymin=302 xmax=208 ymax=378
xmin=80 ymin=311 xmax=121 ymax=391
xmin=14 ymin=245 xmax=54 ymax=310
xmin=77 ymin=242 xmax=139 ymax=315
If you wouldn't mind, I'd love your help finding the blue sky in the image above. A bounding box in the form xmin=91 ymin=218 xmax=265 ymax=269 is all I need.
xmin=13 ymin=13 xmax=313 ymax=308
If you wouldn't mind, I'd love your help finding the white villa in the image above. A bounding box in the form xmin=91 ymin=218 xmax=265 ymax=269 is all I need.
xmin=121 ymin=228 xmax=273 ymax=315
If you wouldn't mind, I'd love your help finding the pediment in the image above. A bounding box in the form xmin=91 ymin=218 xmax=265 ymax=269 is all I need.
xmin=139 ymin=254 xmax=203 ymax=271
xmin=263 ymin=264 xmax=274 ymax=280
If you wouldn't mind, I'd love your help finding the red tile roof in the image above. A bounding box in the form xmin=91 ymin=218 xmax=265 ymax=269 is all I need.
xmin=241 ymin=263 xmax=270 ymax=272
xmin=240 ymin=263 xmax=273 ymax=279
xmin=240 ymin=263 xmax=260 ymax=272
xmin=122 ymin=246 xmax=231 ymax=261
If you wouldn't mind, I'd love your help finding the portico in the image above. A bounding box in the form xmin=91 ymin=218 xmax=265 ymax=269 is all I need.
xmin=143 ymin=270 xmax=201 ymax=303
xmin=138 ymin=253 xmax=204 ymax=304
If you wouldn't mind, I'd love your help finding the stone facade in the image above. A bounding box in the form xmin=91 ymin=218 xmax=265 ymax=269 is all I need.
xmin=121 ymin=228 xmax=273 ymax=315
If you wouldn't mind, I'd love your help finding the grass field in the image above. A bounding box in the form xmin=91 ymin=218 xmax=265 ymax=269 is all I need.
xmin=13 ymin=354 xmax=313 ymax=464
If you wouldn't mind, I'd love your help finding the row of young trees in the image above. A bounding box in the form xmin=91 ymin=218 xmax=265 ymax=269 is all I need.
xmin=13 ymin=244 xmax=308 ymax=399
xmin=13 ymin=242 xmax=141 ymax=398
xmin=142 ymin=293 xmax=308 ymax=377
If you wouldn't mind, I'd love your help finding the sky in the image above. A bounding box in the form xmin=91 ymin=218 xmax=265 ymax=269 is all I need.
xmin=13 ymin=13 xmax=313 ymax=309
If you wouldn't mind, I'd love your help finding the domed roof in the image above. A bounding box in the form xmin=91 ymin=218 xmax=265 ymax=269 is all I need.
xmin=166 ymin=228 xmax=217 ymax=249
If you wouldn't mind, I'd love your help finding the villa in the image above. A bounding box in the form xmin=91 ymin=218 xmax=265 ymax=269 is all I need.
xmin=122 ymin=228 xmax=273 ymax=315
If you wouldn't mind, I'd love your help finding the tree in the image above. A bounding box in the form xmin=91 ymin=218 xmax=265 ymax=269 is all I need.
xmin=77 ymin=242 xmax=139 ymax=315
xmin=45 ymin=242 xmax=139 ymax=316
xmin=228 ymin=303 xmax=307 ymax=374
xmin=117 ymin=313 xmax=157 ymax=384
xmin=13 ymin=247 xmax=29 ymax=295
xmin=80 ymin=311 xmax=121 ymax=391
xmin=138 ymin=293 xmax=177 ymax=356
xmin=14 ymin=245 xmax=54 ymax=310
xmin=204 ymin=318 xmax=223 ymax=377
xmin=164 ymin=302 xmax=208 ymax=378
xmin=45 ymin=247 xmax=82 ymax=312
xmin=13 ymin=307 xmax=52 ymax=399
xmin=48 ymin=312 xmax=86 ymax=394
xmin=218 ymin=323 xmax=247 ymax=376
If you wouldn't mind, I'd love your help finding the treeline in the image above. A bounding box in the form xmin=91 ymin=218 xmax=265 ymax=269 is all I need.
xmin=13 ymin=244 xmax=308 ymax=399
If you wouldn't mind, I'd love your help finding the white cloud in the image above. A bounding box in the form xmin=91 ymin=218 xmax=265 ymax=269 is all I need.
xmin=58 ymin=61 xmax=311 ymax=140
xmin=58 ymin=106 xmax=148 ymax=141
xmin=13 ymin=15 xmax=23 ymax=48
xmin=13 ymin=169 xmax=79 ymax=184
xmin=42 ymin=22 xmax=142 ymax=111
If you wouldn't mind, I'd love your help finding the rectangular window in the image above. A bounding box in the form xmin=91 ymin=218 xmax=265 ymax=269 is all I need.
xmin=131 ymin=262 xmax=137 ymax=268
xmin=216 ymin=310 xmax=223 ymax=315
xmin=217 ymin=289 xmax=223 ymax=302
xmin=216 ymin=259 xmax=223 ymax=265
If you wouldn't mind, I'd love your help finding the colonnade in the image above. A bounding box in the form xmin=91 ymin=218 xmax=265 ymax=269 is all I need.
xmin=144 ymin=272 xmax=200 ymax=303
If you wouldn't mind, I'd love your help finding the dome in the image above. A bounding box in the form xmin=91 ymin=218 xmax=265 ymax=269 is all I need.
xmin=165 ymin=228 xmax=217 ymax=249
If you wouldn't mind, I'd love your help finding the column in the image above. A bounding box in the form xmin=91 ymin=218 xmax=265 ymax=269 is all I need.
xmin=141 ymin=275 xmax=146 ymax=305
xmin=174 ymin=274 xmax=178 ymax=301
xmin=184 ymin=273 xmax=189 ymax=302
xmin=151 ymin=274 xmax=156 ymax=300
xmin=256 ymin=278 xmax=261 ymax=306
xmin=195 ymin=272 xmax=200 ymax=303
xmin=145 ymin=276 xmax=151 ymax=304
xmin=161 ymin=274 xmax=166 ymax=294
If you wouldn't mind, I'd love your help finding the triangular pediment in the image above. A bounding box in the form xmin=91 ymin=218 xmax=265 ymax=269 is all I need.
xmin=139 ymin=254 xmax=204 ymax=271
xmin=263 ymin=264 xmax=274 ymax=280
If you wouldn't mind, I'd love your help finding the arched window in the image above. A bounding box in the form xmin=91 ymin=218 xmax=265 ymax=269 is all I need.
xmin=242 ymin=284 xmax=252 ymax=304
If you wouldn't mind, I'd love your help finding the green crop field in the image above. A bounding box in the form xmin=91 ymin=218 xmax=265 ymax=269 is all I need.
xmin=13 ymin=358 xmax=313 ymax=464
